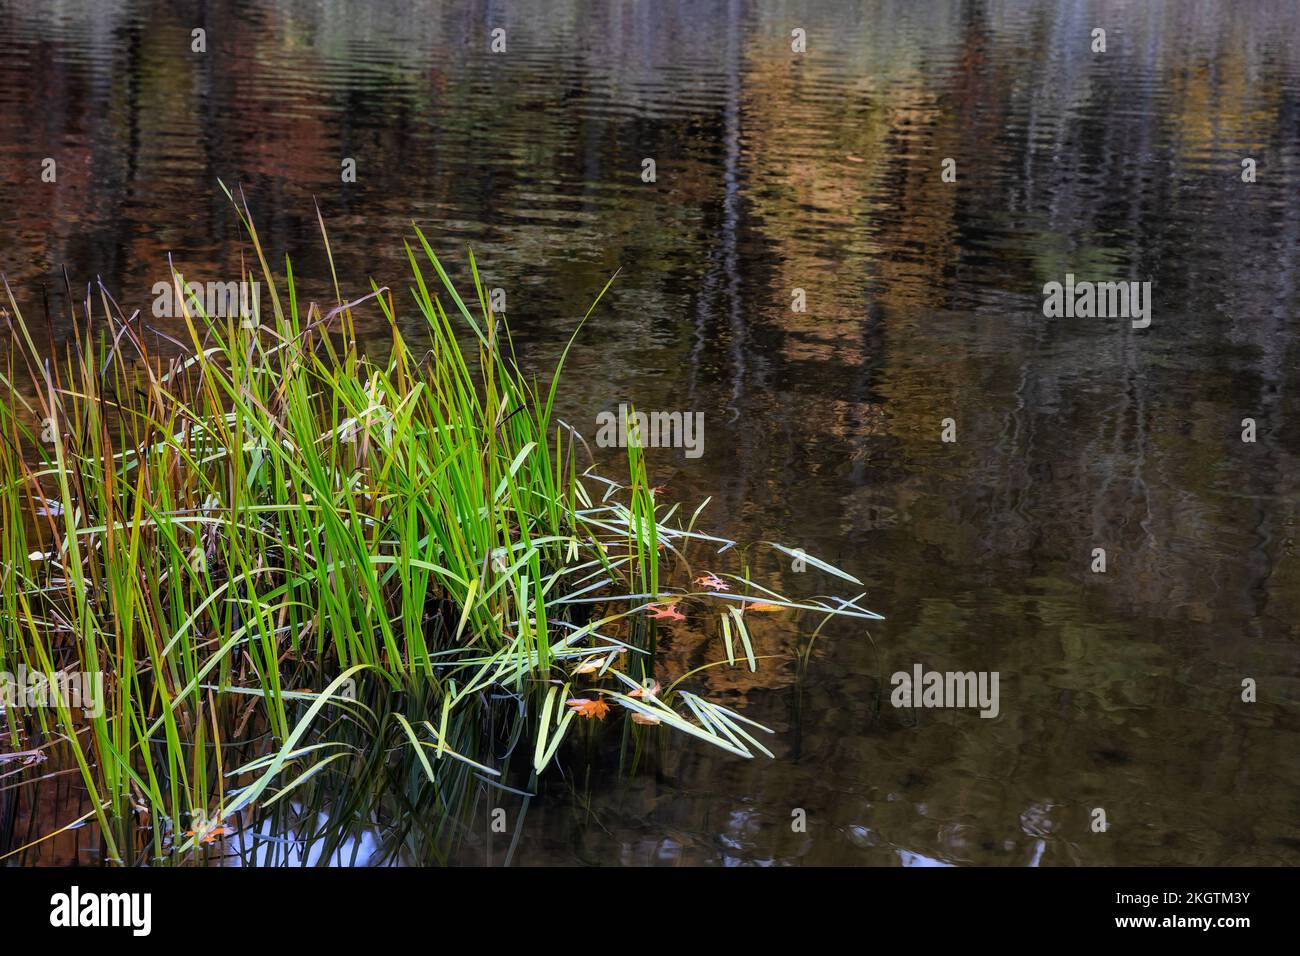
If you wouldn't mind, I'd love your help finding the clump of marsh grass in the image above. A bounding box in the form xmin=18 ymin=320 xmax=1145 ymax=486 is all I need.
xmin=0 ymin=195 xmax=880 ymax=865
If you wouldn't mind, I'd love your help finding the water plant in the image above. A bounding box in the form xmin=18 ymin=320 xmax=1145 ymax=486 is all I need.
xmin=0 ymin=194 xmax=880 ymax=865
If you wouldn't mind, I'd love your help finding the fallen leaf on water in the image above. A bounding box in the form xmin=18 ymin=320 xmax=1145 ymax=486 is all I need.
xmin=628 ymin=680 xmax=662 ymax=699
xmin=626 ymin=681 xmax=660 ymax=702
xmin=631 ymin=712 xmax=661 ymax=726
xmin=742 ymin=602 xmax=784 ymax=613
xmin=185 ymin=823 xmax=235 ymax=845
xmin=645 ymin=602 xmax=685 ymax=622
xmin=566 ymin=697 xmax=611 ymax=720
xmin=694 ymin=572 xmax=728 ymax=591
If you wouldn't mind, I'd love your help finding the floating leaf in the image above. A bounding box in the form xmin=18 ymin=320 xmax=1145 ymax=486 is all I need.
xmin=645 ymin=602 xmax=685 ymax=622
xmin=694 ymin=572 xmax=728 ymax=591
xmin=628 ymin=680 xmax=661 ymax=699
xmin=566 ymin=697 xmax=610 ymax=720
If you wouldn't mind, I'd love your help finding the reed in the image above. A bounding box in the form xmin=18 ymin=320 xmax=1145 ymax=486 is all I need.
xmin=0 ymin=195 xmax=880 ymax=864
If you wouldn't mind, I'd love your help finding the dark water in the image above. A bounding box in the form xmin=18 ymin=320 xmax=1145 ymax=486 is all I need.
xmin=2 ymin=0 xmax=1299 ymax=866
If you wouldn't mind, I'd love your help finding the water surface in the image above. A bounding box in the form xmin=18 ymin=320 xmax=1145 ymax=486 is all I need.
xmin=1 ymin=0 xmax=1298 ymax=865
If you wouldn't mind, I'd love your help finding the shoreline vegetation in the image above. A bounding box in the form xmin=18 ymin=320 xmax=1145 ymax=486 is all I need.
xmin=0 ymin=193 xmax=878 ymax=865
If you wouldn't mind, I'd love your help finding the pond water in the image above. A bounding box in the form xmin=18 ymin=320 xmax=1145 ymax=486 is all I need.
xmin=2 ymin=0 xmax=1298 ymax=865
